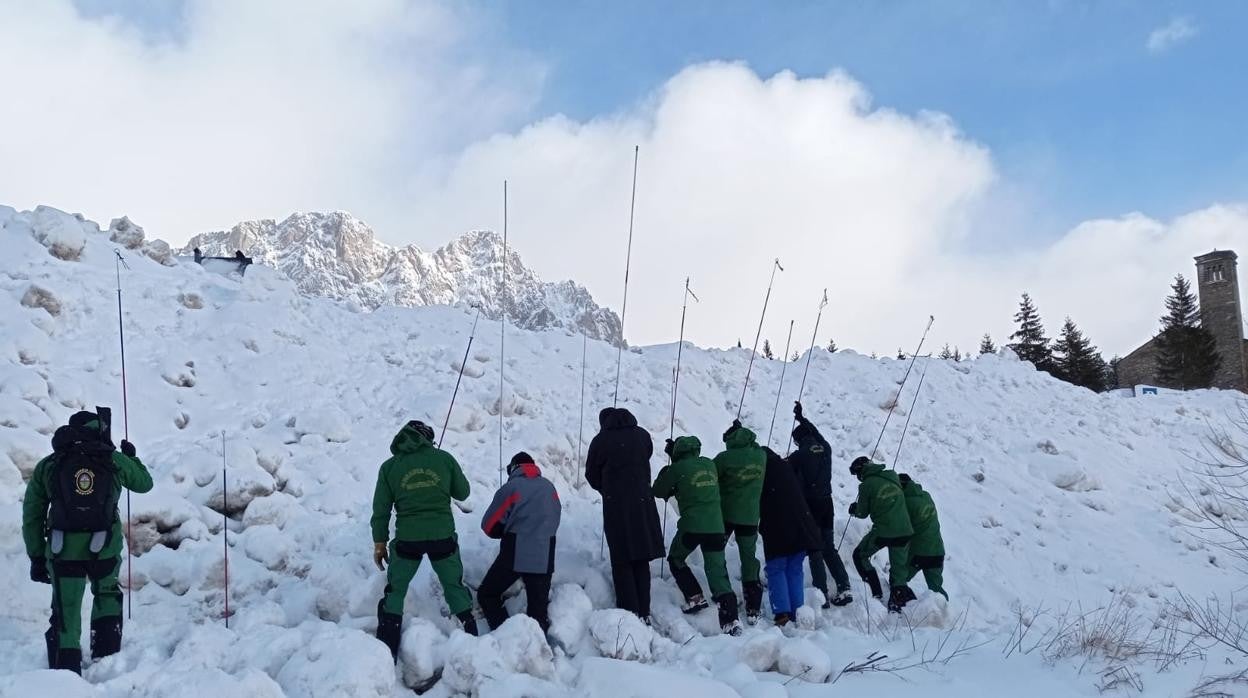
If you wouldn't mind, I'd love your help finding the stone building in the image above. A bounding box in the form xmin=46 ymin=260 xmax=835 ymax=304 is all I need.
xmin=1116 ymin=250 xmax=1247 ymax=392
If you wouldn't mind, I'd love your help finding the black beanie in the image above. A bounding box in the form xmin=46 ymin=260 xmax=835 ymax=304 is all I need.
xmin=509 ymin=451 xmax=535 ymax=467
xmin=849 ymin=456 xmax=870 ymax=476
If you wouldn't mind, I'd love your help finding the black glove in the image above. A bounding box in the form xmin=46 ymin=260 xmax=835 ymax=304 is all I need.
xmin=663 ymin=439 xmax=675 ymax=457
xmin=793 ymin=401 xmax=803 ymax=419
xmin=120 ymin=440 xmax=136 ymax=458
xmin=848 ymin=502 xmax=859 ymax=518
xmin=30 ymin=557 xmax=51 ymax=584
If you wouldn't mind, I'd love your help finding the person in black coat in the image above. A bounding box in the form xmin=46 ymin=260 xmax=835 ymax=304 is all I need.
xmin=759 ymin=447 xmax=823 ymax=625
xmin=586 ymin=407 xmax=665 ymax=621
xmin=787 ymin=402 xmax=853 ymax=607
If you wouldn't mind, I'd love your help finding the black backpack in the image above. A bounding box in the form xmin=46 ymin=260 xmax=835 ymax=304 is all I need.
xmin=48 ymin=443 xmax=118 ymax=533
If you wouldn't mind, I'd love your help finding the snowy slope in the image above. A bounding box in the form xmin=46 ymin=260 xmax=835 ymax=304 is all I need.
xmin=1 ymin=205 xmax=1245 ymax=697
xmin=180 ymin=212 xmax=624 ymax=346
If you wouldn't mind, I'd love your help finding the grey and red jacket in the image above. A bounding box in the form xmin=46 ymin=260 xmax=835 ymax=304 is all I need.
xmin=481 ymin=461 xmax=561 ymax=574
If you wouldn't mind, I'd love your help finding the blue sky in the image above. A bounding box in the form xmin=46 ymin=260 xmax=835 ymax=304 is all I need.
xmin=484 ymin=0 xmax=1248 ymax=242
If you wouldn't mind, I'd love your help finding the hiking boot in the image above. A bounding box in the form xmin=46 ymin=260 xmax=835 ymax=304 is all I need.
xmin=830 ymin=589 xmax=854 ymax=607
xmin=887 ymin=586 xmax=914 ymax=614
xmin=682 ymin=594 xmax=709 ymax=615
xmin=745 ymin=610 xmax=761 ymax=626
xmin=773 ymin=613 xmax=792 ymax=627
xmin=721 ymin=620 xmax=743 ymax=637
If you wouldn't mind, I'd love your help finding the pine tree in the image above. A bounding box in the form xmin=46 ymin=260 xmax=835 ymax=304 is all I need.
xmin=762 ymin=339 xmax=774 ymax=360
xmin=1153 ymin=275 xmax=1221 ymax=390
xmin=790 ymin=350 xmax=800 ymax=362
xmin=979 ymin=334 xmax=997 ymax=355
xmin=953 ymin=346 xmax=963 ymax=362
xmin=1105 ymin=356 xmax=1122 ymax=391
xmin=897 ymin=348 xmax=906 ymax=360
xmin=826 ymin=339 xmax=837 ymax=353
xmin=1009 ymin=293 xmax=1054 ymax=373
xmin=938 ymin=344 xmax=954 ymax=360
xmin=737 ymin=339 xmax=742 ymax=349
xmin=1052 ymin=317 xmax=1108 ymax=392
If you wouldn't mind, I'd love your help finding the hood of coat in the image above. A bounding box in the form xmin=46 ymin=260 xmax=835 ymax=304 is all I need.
xmin=723 ymin=425 xmax=759 ymax=449
xmin=599 ymin=407 xmax=639 ymax=430
xmin=859 ymin=461 xmax=901 ymax=487
xmin=507 ymin=460 xmax=542 ymax=479
xmin=900 ymin=476 xmax=927 ymax=497
xmin=670 ymin=435 xmax=702 ymax=461
xmin=791 ymin=419 xmax=818 ymax=446
xmin=51 ymin=424 xmax=112 ymax=454
xmin=390 ymin=422 xmax=433 ymax=456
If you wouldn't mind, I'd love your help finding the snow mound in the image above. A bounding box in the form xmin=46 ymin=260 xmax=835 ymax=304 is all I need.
xmin=588 ymin=610 xmax=655 ymax=661
xmin=275 ymin=625 xmax=394 ymax=698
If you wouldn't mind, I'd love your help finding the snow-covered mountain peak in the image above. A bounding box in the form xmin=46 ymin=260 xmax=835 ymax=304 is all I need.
xmin=182 ymin=212 xmax=622 ymax=345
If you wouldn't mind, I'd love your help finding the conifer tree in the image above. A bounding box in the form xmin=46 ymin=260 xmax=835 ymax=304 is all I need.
xmin=827 ymin=338 xmax=837 ymax=353
xmin=762 ymin=339 xmax=774 ymax=360
xmin=1052 ymin=317 xmax=1108 ymax=391
xmin=1153 ymin=275 xmax=1221 ymax=389
xmin=1009 ymin=293 xmax=1054 ymax=373
xmin=953 ymin=346 xmax=963 ymax=362
xmin=979 ymin=334 xmax=997 ymax=355
xmin=897 ymin=348 xmax=906 ymax=360
xmin=790 ymin=350 xmax=800 ymax=362
xmin=938 ymin=344 xmax=954 ymax=360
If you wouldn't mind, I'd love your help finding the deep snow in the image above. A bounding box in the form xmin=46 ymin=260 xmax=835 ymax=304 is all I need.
xmin=1 ymin=205 xmax=1245 ymax=697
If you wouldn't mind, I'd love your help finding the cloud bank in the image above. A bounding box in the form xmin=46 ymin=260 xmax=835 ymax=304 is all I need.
xmin=1 ymin=2 xmax=1242 ymax=359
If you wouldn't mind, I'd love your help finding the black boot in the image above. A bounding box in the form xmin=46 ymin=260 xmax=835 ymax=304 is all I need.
xmin=376 ymin=601 xmax=402 ymax=661
xmin=743 ymin=582 xmax=764 ymax=624
xmin=53 ymin=648 xmax=82 ymax=675
xmin=90 ymin=616 xmax=123 ymax=659
xmin=456 ymin=610 xmax=479 ymax=637
xmin=670 ymin=564 xmax=704 ymax=602
xmin=863 ymin=570 xmax=883 ymax=600
xmin=715 ymin=594 xmax=741 ymax=636
xmin=887 ymin=586 xmax=914 ymax=614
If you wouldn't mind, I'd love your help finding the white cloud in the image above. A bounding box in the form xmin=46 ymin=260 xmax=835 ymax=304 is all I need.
xmin=406 ymin=62 xmax=1245 ymax=358
xmin=1147 ymin=16 xmax=1199 ymax=53
xmin=2 ymin=4 xmax=1243 ymax=360
xmin=0 ymin=0 xmax=544 ymax=240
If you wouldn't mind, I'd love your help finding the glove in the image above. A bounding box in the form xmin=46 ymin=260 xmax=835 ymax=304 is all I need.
xmin=30 ymin=557 xmax=51 ymax=584
xmin=793 ymin=401 xmax=803 ymax=419
xmin=848 ymin=502 xmax=859 ymax=518
xmin=120 ymin=440 xmax=137 ymax=458
xmin=373 ymin=542 xmax=388 ymax=571
xmin=663 ymin=438 xmax=675 ymax=457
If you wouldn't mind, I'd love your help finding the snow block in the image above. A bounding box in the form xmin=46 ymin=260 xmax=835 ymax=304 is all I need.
xmin=276 ymin=626 xmax=394 ymax=698
xmin=441 ymin=618 xmax=556 ymax=694
xmin=574 ymin=657 xmax=738 ymax=697
xmin=399 ymin=618 xmax=445 ymax=689
xmin=31 ymin=206 xmax=86 ymax=261
xmin=776 ymin=637 xmax=831 ymax=683
xmin=548 ymin=583 xmax=594 ymax=651
xmin=588 ymin=609 xmax=654 ymax=662
xmin=739 ymin=629 xmax=782 ymax=672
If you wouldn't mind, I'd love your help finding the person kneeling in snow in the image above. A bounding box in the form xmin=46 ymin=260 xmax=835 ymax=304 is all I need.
xmin=713 ymin=420 xmax=767 ymax=623
xmin=477 ymin=452 xmax=561 ymax=633
xmin=848 ymin=456 xmax=916 ymax=613
xmin=23 ymin=409 xmax=153 ymax=675
xmin=652 ymin=436 xmax=741 ymax=635
xmin=371 ymin=420 xmax=477 ymax=659
xmin=586 ymin=408 xmax=665 ymax=623
xmin=759 ymin=447 xmax=822 ymax=627
xmin=898 ymin=473 xmax=947 ymax=600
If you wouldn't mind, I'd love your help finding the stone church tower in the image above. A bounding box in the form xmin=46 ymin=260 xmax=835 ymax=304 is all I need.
xmin=1195 ymin=250 xmax=1247 ymax=390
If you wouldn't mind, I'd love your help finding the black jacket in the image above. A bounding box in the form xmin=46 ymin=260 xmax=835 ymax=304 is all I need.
xmin=787 ymin=416 xmax=835 ymax=528
xmin=759 ymin=448 xmax=822 ymax=560
xmin=586 ymin=408 xmax=664 ymax=562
